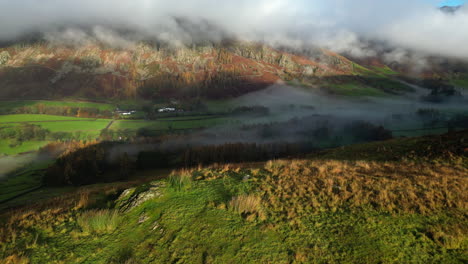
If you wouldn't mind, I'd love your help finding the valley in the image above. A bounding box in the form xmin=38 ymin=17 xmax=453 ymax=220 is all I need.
xmin=0 ymin=3 xmax=467 ymax=261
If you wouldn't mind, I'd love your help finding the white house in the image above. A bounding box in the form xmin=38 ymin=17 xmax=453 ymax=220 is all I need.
xmin=158 ymin=108 xmax=176 ymax=113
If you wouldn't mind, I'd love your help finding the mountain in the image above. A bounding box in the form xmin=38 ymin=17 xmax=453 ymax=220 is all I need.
xmin=0 ymin=38 xmax=466 ymax=101
xmin=0 ymin=41 xmax=369 ymax=100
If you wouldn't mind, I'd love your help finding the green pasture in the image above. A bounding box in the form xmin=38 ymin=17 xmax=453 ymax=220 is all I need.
xmin=30 ymin=120 xmax=111 ymax=132
xmin=0 ymin=114 xmax=94 ymax=123
xmin=0 ymin=140 xmax=49 ymax=155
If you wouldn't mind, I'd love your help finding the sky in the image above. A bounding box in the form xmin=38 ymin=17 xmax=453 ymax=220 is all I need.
xmin=0 ymin=0 xmax=467 ymax=59
xmin=439 ymin=0 xmax=465 ymax=6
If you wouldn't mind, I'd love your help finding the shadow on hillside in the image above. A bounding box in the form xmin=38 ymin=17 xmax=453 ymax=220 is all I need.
xmin=42 ymin=141 xmax=314 ymax=187
xmin=314 ymin=129 xmax=467 ymax=163
xmin=0 ymin=65 xmax=271 ymax=100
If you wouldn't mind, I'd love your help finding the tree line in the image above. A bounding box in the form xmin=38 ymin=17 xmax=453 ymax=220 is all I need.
xmin=2 ymin=104 xmax=114 ymax=118
xmin=44 ymin=141 xmax=313 ymax=186
xmin=0 ymin=124 xmax=97 ymax=147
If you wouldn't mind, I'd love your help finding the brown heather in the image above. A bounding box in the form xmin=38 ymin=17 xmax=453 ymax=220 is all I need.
xmin=257 ymin=160 xmax=468 ymax=219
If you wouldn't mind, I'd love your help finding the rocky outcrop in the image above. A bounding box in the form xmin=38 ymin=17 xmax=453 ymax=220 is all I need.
xmin=0 ymin=51 xmax=10 ymax=66
xmin=116 ymin=181 xmax=166 ymax=212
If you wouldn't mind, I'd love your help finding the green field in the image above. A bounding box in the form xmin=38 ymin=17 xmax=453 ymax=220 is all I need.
xmin=31 ymin=120 xmax=111 ymax=132
xmin=0 ymin=115 xmax=112 ymax=154
xmin=0 ymin=114 xmax=95 ymax=123
xmin=0 ymin=140 xmax=49 ymax=155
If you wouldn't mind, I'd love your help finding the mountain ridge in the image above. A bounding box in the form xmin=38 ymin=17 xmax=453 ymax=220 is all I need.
xmin=0 ymin=39 xmax=466 ymax=101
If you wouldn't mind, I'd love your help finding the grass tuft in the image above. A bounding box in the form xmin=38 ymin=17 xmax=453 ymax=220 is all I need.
xmin=229 ymin=194 xmax=264 ymax=220
xmin=76 ymin=209 xmax=121 ymax=234
xmin=168 ymin=170 xmax=192 ymax=191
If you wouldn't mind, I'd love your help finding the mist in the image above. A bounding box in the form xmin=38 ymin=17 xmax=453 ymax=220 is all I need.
xmin=0 ymin=0 xmax=467 ymax=59
xmin=104 ymin=83 xmax=468 ymax=161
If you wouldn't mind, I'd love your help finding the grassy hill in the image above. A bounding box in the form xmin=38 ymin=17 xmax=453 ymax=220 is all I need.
xmin=0 ymin=131 xmax=466 ymax=263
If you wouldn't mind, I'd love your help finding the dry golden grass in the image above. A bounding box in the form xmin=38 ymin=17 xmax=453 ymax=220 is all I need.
xmin=259 ymin=159 xmax=468 ymax=220
xmin=229 ymin=194 xmax=265 ymax=221
xmin=0 ymin=254 xmax=29 ymax=264
xmin=0 ymin=181 xmax=140 ymax=248
xmin=229 ymin=194 xmax=261 ymax=214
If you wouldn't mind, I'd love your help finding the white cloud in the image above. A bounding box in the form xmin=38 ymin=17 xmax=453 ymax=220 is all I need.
xmin=0 ymin=0 xmax=466 ymax=59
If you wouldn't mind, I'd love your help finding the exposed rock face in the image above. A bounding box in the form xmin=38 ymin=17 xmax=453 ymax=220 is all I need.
xmin=0 ymin=51 xmax=10 ymax=66
xmin=117 ymin=181 xmax=166 ymax=212
xmin=0 ymin=41 xmax=353 ymax=100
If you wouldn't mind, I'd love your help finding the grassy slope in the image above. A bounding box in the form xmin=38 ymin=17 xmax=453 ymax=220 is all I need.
xmin=315 ymin=130 xmax=467 ymax=166
xmin=325 ymin=63 xmax=411 ymax=97
xmin=1 ymin=131 xmax=466 ymax=263
xmin=329 ymin=82 xmax=387 ymax=97
xmin=0 ymin=162 xmax=49 ymax=202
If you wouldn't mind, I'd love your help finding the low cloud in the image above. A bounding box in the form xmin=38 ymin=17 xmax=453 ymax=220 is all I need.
xmin=0 ymin=0 xmax=467 ymax=59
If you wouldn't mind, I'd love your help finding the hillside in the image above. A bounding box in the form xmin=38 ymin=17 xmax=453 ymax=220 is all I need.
xmin=1 ymin=131 xmax=466 ymax=263
xmin=0 ymin=40 xmax=432 ymax=101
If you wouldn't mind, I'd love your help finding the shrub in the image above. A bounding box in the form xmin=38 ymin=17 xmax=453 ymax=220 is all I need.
xmin=77 ymin=209 xmax=121 ymax=234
